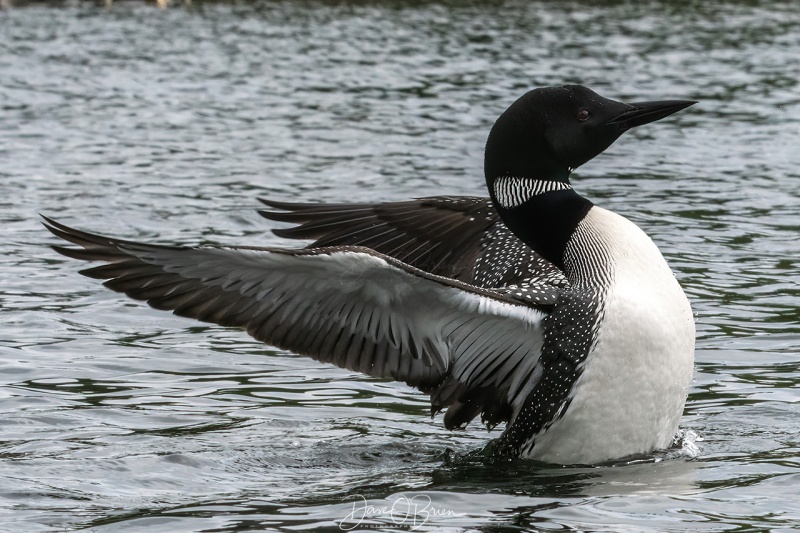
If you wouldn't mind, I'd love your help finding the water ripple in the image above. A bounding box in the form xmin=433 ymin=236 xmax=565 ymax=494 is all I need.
xmin=2 ymin=1 xmax=799 ymax=531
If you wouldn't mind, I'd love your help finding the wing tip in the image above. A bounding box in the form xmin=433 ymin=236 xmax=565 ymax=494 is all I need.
xmin=41 ymin=213 xmax=72 ymax=236
xmin=257 ymin=197 xmax=324 ymax=212
xmin=41 ymin=214 xmax=91 ymax=252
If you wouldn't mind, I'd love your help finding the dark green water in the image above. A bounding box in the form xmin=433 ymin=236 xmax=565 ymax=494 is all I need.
xmin=2 ymin=1 xmax=799 ymax=531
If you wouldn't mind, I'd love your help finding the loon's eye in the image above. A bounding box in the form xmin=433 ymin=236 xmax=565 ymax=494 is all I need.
xmin=577 ymin=109 xmax=590 ymax=122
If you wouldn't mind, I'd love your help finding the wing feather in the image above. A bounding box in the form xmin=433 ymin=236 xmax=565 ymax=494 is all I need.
xmin=259 ymin=196 xmax=569 ymax=290
xmin=44 ymin=216 xmax=552 ymax=429
xmin=259 ymin=197 xmax=497 ymax=282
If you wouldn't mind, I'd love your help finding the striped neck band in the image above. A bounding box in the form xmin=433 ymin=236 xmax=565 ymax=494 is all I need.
xmin=493 ymin=176 xmax=572 ymax=208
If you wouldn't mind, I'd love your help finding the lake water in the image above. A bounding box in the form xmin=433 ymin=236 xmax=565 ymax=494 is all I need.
xmin=2 ymin=0 xmax=799 ymax=531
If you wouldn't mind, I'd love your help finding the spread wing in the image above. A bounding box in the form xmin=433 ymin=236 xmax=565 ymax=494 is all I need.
xmin=44 ymin=216 xmax=553 ymax=430
xmin=258 ymin=196 xmax=568 ymax=289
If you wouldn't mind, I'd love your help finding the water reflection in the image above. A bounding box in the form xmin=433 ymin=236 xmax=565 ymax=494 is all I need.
xmin=1 ymin=0 xmax=799 ymax=530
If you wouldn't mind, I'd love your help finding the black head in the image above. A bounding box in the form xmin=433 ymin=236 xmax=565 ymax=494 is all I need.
xmin=483 ymin=85 xmax=695 ymax=271
xmin=484 ymin=85 xmax=696 ymax=187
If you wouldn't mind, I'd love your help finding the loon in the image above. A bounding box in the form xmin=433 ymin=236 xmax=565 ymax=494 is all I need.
xmin=44 ymin=85 xmax=696 ymax=465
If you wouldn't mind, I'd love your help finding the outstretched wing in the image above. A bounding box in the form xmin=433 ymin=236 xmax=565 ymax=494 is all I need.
xmin=259 ymin=196 xmax=568 ymax=289
xmin=44 ymin=216 xmax=552 ymax=430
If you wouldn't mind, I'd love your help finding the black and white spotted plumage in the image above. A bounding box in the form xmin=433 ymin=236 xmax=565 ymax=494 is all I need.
xmin=44 ymin=85 xmax=697 ymax=465
xmin=493 ymin=289 xmax=601 ymax=457
xmin=258 ymin=195 xmax=596 ymax=450
xmin=258 ymin=197 xmax=568 ymax=291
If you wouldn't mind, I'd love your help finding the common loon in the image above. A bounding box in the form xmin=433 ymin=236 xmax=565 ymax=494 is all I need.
xmin=45 ymin=85 xmax=696 ymax=465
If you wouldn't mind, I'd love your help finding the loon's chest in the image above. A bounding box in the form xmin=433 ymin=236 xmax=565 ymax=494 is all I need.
xmin=523 ymin=207 xmax=695 ymax=464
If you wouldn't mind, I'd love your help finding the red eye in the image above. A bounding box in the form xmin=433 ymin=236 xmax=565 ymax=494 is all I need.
xmin=577 ymin=109 xmax=590 ymax=121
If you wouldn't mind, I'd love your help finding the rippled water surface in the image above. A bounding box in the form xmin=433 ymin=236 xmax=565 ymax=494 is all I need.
xmin=2 ymin=1 xmax=799 ymax=531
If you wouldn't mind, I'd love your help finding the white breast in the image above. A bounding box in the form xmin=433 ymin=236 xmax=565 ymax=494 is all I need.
xmin=524 ymin=207 xmax=695 ymax=464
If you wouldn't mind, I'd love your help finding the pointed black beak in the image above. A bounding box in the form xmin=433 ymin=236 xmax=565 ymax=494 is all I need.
xmin=604 ymin=99 xmax=696 ymax=130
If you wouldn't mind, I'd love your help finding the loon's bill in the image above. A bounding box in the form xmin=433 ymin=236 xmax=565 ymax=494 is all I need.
xmin=45 ymin=85 xmax=697 ymax=465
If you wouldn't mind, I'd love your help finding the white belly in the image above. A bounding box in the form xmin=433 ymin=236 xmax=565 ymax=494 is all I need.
xmin=524 ymin=207 xmax=695 ymax=464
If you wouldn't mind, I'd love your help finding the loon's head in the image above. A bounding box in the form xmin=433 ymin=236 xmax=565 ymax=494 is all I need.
xmin=484 ymin=85 xmax=695 ymax=194
xmin=483 ymin=85 xmax=695 ymax=270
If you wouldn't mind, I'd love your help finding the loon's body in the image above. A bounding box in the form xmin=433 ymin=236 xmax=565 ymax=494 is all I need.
xmin=529 ymin=206 xmax=694 ymax=463
xmin=46 ymin=85 xmax=696 ymax=465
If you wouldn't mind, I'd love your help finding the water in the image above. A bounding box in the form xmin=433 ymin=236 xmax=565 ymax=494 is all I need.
xmin=2 ymin=0 xmax=799 ymax=530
